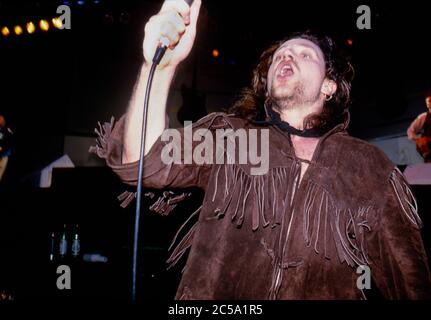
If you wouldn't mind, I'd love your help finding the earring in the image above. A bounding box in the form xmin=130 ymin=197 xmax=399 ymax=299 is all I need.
xmin=325 ymin=94 xmax=333 ymax=101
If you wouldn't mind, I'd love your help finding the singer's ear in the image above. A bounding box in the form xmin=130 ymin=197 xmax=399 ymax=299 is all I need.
xmin=321 ymin=79 xmax=337 ymax=97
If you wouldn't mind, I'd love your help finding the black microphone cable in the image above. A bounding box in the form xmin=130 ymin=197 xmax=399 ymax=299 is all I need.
xmin=132 ymin=0 xmax=194 ymax=302
xmin=132 ymin=45 xmax=168 ymax=302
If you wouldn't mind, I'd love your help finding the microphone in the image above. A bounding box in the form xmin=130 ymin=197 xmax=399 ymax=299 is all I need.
xmin=153 ymin=0 xmax=195 ymax=64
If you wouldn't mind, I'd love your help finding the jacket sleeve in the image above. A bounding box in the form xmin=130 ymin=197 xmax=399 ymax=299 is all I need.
xmin=367 ymin=167 xmax=431 ymax=299
xmin=89 ymin=112 xmax=234 ymax=190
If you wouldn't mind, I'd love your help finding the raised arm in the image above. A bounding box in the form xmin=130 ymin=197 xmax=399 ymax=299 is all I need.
xmin=122 ymin=0 xmax=202 ymax=164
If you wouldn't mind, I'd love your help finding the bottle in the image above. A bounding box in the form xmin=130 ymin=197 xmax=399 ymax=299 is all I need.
xmin=49 ymin=232 xmax=55 ymax=261
xmin=59 ymin=224 xmax=68 ymax=259
xmin=71 ymin=224 xmax=81 ymax=259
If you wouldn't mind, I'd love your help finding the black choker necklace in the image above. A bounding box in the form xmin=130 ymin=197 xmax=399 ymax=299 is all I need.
xmin=254 ymin=105 xmax=332 ymax=138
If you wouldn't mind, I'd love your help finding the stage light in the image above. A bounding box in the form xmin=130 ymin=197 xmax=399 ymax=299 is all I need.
xmin=39 ymin=20 xmax=50 ymax=31
xmin=77 ymin=0 xmax=85 ymax=5
xmin=14 ymin=25 xmax=23 ymax=36
xmin=26 ymin=22 xmax=36 ymax=34
xmin=347 ymin=38 xmax=353 ymax=46
xmin=52 ymin=17 xmax=63 ymax=29
xmin=1 ymin=27 xmax=10 ymax=37
xmin=212 ymin=49 xmax=220 ymax=58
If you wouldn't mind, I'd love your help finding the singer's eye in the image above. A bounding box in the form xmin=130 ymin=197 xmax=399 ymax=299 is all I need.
xmin=301 ymin=52 xmax=311 ymax=59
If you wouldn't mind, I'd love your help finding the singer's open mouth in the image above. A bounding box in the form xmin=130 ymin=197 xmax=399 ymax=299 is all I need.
xmin=280 ymin=64 xmax=294 ymax=77
xmin=276 ymin=60 xmax=296 ymax=78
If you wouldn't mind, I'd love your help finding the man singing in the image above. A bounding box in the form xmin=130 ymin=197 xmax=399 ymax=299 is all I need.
xmin=91 ymin=0 xmax=431 ymax=299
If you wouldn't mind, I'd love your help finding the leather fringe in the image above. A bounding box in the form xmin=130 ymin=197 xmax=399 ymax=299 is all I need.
xmin=210 ymin=164 xmax=301 ymax=230
xmin=167 ymin=205 xmax=203 ymax=270
xmin=389 ymin=167 xmax=423 ymax=228
xmin=303 ymin=180 xmax=372 ymax=267
xmin=88 ymin=117 xmax=115 ymax=159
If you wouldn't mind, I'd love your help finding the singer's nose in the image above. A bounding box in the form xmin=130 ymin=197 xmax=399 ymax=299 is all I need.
xmin=285 ymin=52 xmax=294 ymax=61
xmin=280 ymin=49 xmax=294 ymax=62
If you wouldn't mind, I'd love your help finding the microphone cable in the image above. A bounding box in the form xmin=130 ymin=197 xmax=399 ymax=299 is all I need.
xmin=132 ymin=45 xmax=168 ymax=302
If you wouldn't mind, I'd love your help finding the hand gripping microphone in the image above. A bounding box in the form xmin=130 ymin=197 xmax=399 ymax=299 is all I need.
xmin=153 ymin=0 xmax=195 ymax=64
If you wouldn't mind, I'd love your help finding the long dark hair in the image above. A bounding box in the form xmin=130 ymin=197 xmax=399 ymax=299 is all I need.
xmin=229 ymin=31 xmax=354 ymax=130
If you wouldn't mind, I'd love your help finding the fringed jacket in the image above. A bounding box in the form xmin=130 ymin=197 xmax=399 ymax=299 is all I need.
xmin=90 ymin=112 xmax=431 ymax=300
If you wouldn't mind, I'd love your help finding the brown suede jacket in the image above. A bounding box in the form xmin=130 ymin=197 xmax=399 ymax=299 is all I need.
xmin=91 ymin=112 xmax=431 ymax=300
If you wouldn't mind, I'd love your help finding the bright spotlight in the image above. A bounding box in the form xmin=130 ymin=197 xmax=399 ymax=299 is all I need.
xmin=52 ymin=17 xmax=63 ymax=29
xmin=26 ymin=22 xmax=36 ymax=34
xmin=1 ymin=27 xmax=10 ymax=37
xmin=14 ymin=25 xmax=23 ymax=36
xmin=39 ymin=20 xmax=50 ymax=31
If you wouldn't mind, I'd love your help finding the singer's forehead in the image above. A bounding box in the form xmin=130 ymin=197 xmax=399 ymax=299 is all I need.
xmin=274 ymin=38 xmax=324 ymax=59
